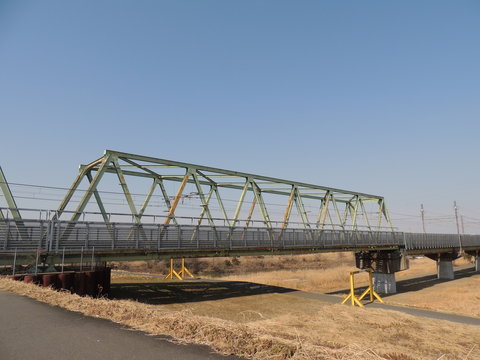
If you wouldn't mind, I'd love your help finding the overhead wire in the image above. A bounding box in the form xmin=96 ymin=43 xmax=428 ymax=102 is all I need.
xmin=5 ymin=181 xmax=476 ymax=229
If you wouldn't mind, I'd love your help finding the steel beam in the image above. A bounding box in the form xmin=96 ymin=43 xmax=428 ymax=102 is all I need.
xmin=281 ymin=187 xmax=295 ymax=229
xmin=331 ymin=196 xmax=345 ymax=231
xmin=250 ymin=180 xmax=272 ymax=229
xmin=0 ymin=167 xmax=28 ymax=241
xmin=164 ymin=172 xmax=189 ymax=225
xmin=86 ymin=171 xmax=114 ymax=241
xmin=112 ymin=158 xmax=140 ymax=222
xmin=317 ymin=192 xmax=331 ymax=229
xmin=54 ymin=157 xmax=104 ymax=220
xmin=0 ymin=167 xmax=22 ymax=220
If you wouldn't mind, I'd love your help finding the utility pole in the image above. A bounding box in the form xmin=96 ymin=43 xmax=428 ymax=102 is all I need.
xmin=461 ymin=215 xmax=465 ymax=235
xmin=454 ymin=201 xmax=463 ymax=252
xmin=420 ymin=204 xmax=426 ymax=233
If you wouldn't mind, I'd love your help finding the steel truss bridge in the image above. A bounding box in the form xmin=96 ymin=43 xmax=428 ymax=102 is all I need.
xmin=1 ymin=150 xmax=480 ymax=266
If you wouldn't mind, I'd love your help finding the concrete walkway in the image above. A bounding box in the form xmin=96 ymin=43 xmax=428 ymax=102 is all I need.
xmin=0 ymin=290 xmax=241 ymax=360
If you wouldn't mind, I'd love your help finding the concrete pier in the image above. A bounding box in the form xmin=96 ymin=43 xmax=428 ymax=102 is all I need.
xmin=437 ymin=260 xmax=454 ymax=279
xmin=373 ymin=273 xmax=396 ymax=294
xmin=475 ymin=257 xmax=480 ymax=272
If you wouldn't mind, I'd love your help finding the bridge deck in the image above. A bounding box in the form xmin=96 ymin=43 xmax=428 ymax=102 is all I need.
xmin=1 ymin=219 xmax=479 ymax=265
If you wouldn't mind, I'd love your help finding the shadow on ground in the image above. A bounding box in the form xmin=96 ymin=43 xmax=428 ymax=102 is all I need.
xmin=328 ymin=265 xmax=478 ymax=298
xmin=110 ymin=280 xmax=295 ymax=305
xmin=111 ymin=266 xmax=478 ymax=305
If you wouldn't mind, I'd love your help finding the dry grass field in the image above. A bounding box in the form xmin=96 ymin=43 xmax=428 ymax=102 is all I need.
xmin=1 ymin=277 xmax=480 ymax=360
xmin=386 ymin=274 xmax=480 ymax=318
xmin=2 ymin=252 xmax=479 ymax=359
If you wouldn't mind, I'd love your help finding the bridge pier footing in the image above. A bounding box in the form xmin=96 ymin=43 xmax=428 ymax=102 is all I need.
xmin=424 ymin=253 xmax=458 ymax=280
xmin=437 ymin=260 xmax=454 ymax=279
xmin=372 ymin=273 xmax=396 ymax=294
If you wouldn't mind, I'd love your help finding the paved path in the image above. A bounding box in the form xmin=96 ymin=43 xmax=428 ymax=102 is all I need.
xmin=286 ymin=290 xmax=480 ymax=326
xmin=0 ymin=290 xmax=241 ymax=360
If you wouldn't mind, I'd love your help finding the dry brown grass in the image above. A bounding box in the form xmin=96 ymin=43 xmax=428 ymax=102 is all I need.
xmin=387 ymin=274 xmax=480 ymax=318
xmin=111 ymin=272 xmax=166 ymax=283
xmin=1 ymin=277 xmax=480 ymax=359
xmin=112 ymin=252 xmax=354 ymax=277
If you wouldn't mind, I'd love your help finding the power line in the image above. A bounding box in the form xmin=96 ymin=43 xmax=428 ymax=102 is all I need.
xmin=1 ymin=180 xmax=373 ymax=212
xmin=6 ymin=181 xmax=472 ymax=228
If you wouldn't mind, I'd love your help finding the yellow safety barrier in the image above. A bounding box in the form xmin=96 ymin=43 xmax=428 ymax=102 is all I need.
xmin=178 ymin=257 xmax=194 ymax=279
xmin=341 ymin=269 xmax=384 ymax=307
xmin=164 ymin=258 xmax=194 ymax=280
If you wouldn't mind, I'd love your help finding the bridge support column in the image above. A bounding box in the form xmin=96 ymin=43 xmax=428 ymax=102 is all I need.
xmin=355 ymin=250 xmax=408 ymax=294
xmin=372 ymin=273 xmax=396 ymax=294
xmin=475 ymin=257 xmax=480 ymax=272
xmin=425 ymin=253 xmax=458 ymax=280
xmin=437 ymin=259 xmax=454 ymax=279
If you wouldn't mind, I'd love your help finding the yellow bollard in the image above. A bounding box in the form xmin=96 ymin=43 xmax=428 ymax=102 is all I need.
xmin=164 ymin=257 xmax=194 ymax=280
xmin=341 ymin=269 xmax=383 ymax=307
xmin=178 ymin=258 xmax=194 ymax=279
xmin=164 ymin=258 xmax=182 ymax=280
xmin=341 ymin=271 xmax=364 ymax=307
xmin=358 ymin=270 xmax=384 ymax=303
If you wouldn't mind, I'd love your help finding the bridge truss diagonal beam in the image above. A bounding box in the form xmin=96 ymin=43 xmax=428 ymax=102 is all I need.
xmin=0 ymin=166 xmax=29 ymax=241
xmin=0 ymin=167 xmax=22 ymax=221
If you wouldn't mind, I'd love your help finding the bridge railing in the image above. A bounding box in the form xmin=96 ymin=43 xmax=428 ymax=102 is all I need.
xmin=403 ymin=232 xmax=480 ymax=250
xmin=0 ymin=218 xmax=404 ymax=253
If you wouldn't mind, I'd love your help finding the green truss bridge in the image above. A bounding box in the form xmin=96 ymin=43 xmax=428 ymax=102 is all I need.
xmin=1 ymin=150 xmax=480 ymax=293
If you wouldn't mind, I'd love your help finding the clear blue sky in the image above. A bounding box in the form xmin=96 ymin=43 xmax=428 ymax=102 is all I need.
xmin=1 ymin=1 xmax=479 ymax=232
